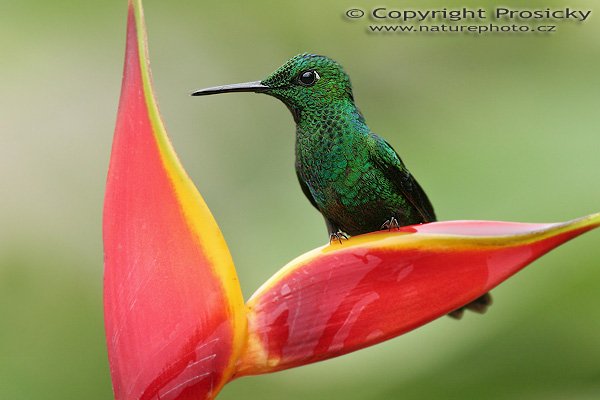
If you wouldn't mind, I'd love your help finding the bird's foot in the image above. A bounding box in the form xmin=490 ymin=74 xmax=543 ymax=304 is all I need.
xmin=447 ymin=292 xmax=493 ymax=319
xmin=381 ymin=216 xmax=400 ymax=231
xmin=329 ymin=230 xmax=349 ymax=245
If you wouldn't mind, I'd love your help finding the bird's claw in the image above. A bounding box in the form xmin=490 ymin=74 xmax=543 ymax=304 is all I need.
xmin=381 ymin=216 xmax=400 ymax=231
xmin=329 ymin=231 xmax=349 ymax=245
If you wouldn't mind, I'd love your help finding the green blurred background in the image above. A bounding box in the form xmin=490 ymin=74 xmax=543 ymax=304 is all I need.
xmin=1 ymin=0 xmax=599 ymax=398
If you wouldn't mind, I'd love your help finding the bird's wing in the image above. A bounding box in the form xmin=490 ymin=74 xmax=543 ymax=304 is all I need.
xmin=296 ymin=169 xmax=320 ymax=211
xmin=368 ymin=134 xmax=436 ymax=222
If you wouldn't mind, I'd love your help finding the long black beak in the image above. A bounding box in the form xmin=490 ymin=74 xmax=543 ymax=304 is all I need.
xmin=190 ymin=81 xmax=270 ymax=96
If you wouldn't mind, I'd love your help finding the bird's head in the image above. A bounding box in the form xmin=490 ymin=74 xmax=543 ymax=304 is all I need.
xmin=192 ymin=54 xmax=355 ymax=122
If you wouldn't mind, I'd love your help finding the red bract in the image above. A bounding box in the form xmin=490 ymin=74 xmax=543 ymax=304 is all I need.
xmin=103 ymin=1 xmax=245 ymax=399
xmin=236 ymin=218 xmax=600 ymax=376
xmin=103 ymin=1 xmax=600 ymax=399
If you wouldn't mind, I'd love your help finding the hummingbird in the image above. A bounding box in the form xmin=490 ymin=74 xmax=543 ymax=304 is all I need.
xmin=192 ymin=53 xmax=491 ymax=318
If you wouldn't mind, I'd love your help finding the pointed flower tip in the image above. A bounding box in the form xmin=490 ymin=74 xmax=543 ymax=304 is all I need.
xmin=237 ymin=213 xmax=600 ymax=377
xmin=104 ymin=1 xmax=244 ymax=399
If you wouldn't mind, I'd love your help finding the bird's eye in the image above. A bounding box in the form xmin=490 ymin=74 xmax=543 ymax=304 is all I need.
xmin=298 ymin=70 xmax=320 ymax=86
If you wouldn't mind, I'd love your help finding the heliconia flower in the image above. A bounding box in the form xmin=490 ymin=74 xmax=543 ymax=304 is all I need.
xmin=103 ymin=1 xmax=245 ymax=399
xmin=235 ymin=216 xmax=600 ymax=377
xmin=102 ymin=1 xmax=600 ymax=399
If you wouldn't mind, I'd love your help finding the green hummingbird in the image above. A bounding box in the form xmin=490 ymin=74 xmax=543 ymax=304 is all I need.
xmin=192 ymin=53 xmax=491 ymax=318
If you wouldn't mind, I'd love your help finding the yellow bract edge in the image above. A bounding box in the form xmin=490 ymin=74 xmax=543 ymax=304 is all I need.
xmin=129 ymin=0 xmax=247 ymax=391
